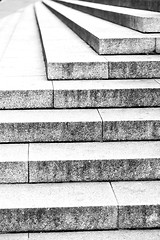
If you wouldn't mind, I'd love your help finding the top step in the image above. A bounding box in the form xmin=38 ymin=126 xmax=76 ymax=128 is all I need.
xmin=76 ymin=0 xmax=160 ymax=13
xmin=51 ymin=0 xmax=160 ymax=33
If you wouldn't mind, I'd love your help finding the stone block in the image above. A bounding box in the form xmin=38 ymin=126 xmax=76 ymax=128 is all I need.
xmin=112 ymin=181 xmax=160 ymax=229
xmin=0 ymin=183 xmax=117 ymax=232
xmin=0 ymin=109 xmax=102 ymax=143
xmin=99 ymin=108 xmax=160 ymax=141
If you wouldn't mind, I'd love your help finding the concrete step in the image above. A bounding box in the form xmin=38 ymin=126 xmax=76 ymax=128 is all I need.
xmin=0 ymin=181 xmax=160 ymax=232
xmin=29 ymin=141 xmax=160 ymax=182
xmin=35 ymin=2 xmax=108 ymax=80
xmin=0 ymin=182 xmax=117 ymax=232
xmin=99 ymin=107 xmax=160 ymax=141
xmin=0 ymin=109 xmax=101 ymax=143
xmin=50 ymin=0 xmax=160 ymax=33
xmin=76 ymin=0 xmax=160 ymax=13
xmin=53 ymin=79 xmax=160 ymax=108
xmin=1 ymin=141 xmax=160 ymax=183
xmin=0 ymin=108 xmax=159 ymax=143
xmin=42 ymin=0 xmax=159 ymax=55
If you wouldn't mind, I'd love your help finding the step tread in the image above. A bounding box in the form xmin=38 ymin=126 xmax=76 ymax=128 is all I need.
xmin=99 ymin=107 xmax=160 ymax=121
xmin=29 ymin=230 xmax=160 ymax=240
xmin=35 ymin=2 xmax=108 ymax=79
xmin=29 ymin=141 xmax=160 ymax=161
xmin=0 ymin=109 xmax=100 ymax=122
xmin=0 ymin=182 xmax=116 ymax=208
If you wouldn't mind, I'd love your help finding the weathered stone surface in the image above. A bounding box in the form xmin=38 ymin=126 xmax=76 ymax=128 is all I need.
xmin=29 ymin=230 xmax=160 ymax=240
xmin=0 ymin=76 xmax=53 ymax=109
xmin=49 ymin=0 xmax=160 ymax=32
xmin=99 ymin=108 xmax=160 ymax=141
xmin=29 ymin=141 xmax=160 ymax=182
xmin=0 ymin=109 xmax=102 ymax=143
xmin=107 ymin=55 xmax=160 ymax=79
xmin=112 ymin=181 xmax=160 ymax=229
xmin=53 ymin=79 xmax=160 ymax=108
xmin=0 ymin=144 xmax=28 ymax=183
xmin=35 ymin=2 xmax=108 ymax=80
xmin=0 ymin=183 xmax=117 ymax=232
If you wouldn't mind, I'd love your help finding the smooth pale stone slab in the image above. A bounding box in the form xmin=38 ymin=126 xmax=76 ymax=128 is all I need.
xmin=112 ymin=181 xmax=160 ymax=229
xmin=52 ymin=0 xmax=160 ymax=33
xmin=35 ymin=3 xmax=108 ymax=80
xmin=0 ymin=182 xmax=117 ymax=232
xmin=0 ymin=144 xmax=28 ymax=183
xmin=29 ymin=141 xmax=160 ymax=182
xmin=0 ymin=109 xmax=101 ymax=143
xmin=43 ymin=0 xmax=156 ymax=54
xmin=106 ymin=55 xmax=160 ymax=79
xmin=53 ymin=79 xmax=160 ymax=108
xmin=29 ymin=230 xmax=160 ymax=240
xmin=0 ymin=76 xmax=53 ymax=109
xmin=0 ymin=234 xmax=28 ymax=240
xmin=99 ymin=108 xmax=160 ymax=141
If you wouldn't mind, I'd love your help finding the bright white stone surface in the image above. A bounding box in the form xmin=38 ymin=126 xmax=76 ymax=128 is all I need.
xmin=0 ymin=182 xmax=117 ymax=208
xmin=0 ymin=144 xmax=28 ymax=162
xmin=29 ymin=141 xmax=160 ymax=161
xmin=99 ymin=107 xmax=160 ymax=121
xmin=0 ymin=234 xmax=28 ymax=240
xmin=30 ymin=230 xmax=160 ymax=240
xmin=0 ymin=109 xmax=101 ymax=123
xmin=112 ymin=181 xmax=160 ymax=205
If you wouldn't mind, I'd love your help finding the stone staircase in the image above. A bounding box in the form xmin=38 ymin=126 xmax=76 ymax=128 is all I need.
xmin=0 ymin=0 xmax=160 ymax=239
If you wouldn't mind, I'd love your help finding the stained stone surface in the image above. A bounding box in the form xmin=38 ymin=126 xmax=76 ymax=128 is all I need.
xmin=29 ymin=141 xmax=160 ymax=182
xmin=0 ymin=109 xmax=102 ymax=142
xmin=48 ymin=0 xmax=160 ymax=32
xmin=29 ymin=230 xmax=160 ymax=240
xmin=107 ymin=55 xmax=160 ymax=79
xmin=112 ymin=181 xmax=160 ymax=229
xmin=53 ymin=79 xmax=160 ymax=108
xmin=0 ymin=182 xmax=117 ymax=232
xmin=0 ymin=144 xmax=28 ymax=183
xmin=99 ymin=108 xmax=160 ymax=141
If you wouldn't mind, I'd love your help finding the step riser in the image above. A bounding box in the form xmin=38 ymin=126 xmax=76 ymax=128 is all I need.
xmin=0 ymin=120 xmax=160 ymax=142
xmin=51 ymin=0 xmax=160 ymax=33
xmin=78 ymin=0 xmax=160 ymax=12
xmin=54 ymin=88 xmax=160 ymax=108
xmin=0 ymin=207 xmax=117 ymax=233
xmin=29 ymin=158 xmax=160 ymax=183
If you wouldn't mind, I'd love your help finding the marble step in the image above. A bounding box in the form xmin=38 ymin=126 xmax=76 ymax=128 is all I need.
xmin=50 ymin=0 xmax=160 ymax=33
xmin=76 ymin=0 xmax=160 ymax=12
xmin=1 ymin=141 xmax=160 ymax=183
xmin=0 ymin=181 xmax=160 ymax=232
xmin=53 ymin=79 xmax=160 ymax=108
xmin=35 ymin=2 xmax=108 ymax=80
xmin=0 ymin=108 xmax=160 ymax=143
xmin=42 ymin=0 xmax=159 ymax=55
